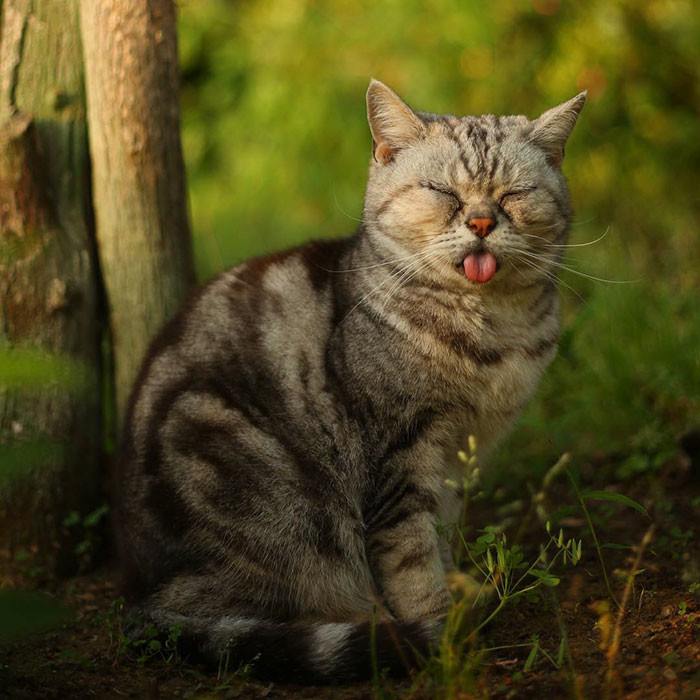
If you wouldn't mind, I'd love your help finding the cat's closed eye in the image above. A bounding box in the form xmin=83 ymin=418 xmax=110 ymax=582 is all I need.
xmin=421 ymin=182 xmax=462 ymax=211
xmin=498 ymin=186 xmax=537 ymax=207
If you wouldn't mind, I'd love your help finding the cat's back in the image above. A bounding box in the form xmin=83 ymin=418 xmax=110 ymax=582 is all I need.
xmin=124 ymin=236 xmax=348 ymax=425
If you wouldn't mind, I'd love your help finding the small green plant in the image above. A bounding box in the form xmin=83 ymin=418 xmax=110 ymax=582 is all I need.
xmin=405 ymin=523 xmax=583 ymax=696
xmin=62 ymin=503 xmax=110 ymax=571
xmin=94 ymin=596 xmax=126 ymax=660
xmin=613 ymin=568 xmax=646 ymax=612
xmin=95 ymin=596 xmax=182 ymax=666
xmin=441 ymin=435 xmax=483 ymax=570
xmin=462 ymin=523 xmax=582 ymax=635
xmin=127 ymin=621 xmax=183 ymax=665
xmin=214 ymin=648 xmax=258 ymax=690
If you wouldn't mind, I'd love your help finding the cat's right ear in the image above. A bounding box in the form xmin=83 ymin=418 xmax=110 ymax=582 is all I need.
xmin=366 ymin=79 xmax=425 ymax=165
xmin=531 ymin=92 xmax=587 ymax=167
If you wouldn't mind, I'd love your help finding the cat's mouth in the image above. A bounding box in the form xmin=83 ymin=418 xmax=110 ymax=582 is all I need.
xmin=455 ymin=251 xmax=499 ymax=283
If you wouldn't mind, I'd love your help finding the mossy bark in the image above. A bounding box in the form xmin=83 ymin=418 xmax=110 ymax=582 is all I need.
xmin=0 ymin=0 xmax=102 ymax=574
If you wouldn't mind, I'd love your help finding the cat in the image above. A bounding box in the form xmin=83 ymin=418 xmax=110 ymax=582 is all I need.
xmin=115 ymin=79 xmax=585 ymax=683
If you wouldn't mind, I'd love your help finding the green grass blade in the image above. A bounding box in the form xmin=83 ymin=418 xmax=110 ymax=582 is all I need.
xmin=524 ymin=642 xmax=538 ymax=672
xmin=581 ymin=490 xmax=649 ymax=517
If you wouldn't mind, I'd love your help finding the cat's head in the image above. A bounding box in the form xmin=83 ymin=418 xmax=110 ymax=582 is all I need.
xmin=363 ymin=79 xmax=585 ymax=292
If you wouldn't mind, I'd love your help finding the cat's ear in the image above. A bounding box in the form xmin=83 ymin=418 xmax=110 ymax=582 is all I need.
xmin=531 ymin=92 xmax=586 ymax=167
xmin=366 ymin=79 xmax=425 ymax=165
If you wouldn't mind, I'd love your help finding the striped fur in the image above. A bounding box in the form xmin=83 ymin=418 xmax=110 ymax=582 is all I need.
xmin=115 ymin=80 xmax=585 ymax=683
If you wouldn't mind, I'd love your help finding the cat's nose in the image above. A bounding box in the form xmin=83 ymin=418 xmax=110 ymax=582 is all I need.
xmin=468 ymin=217 xmax=496 ymax=238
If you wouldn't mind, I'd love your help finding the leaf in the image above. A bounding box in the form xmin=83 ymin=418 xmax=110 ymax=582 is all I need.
xmin=557 ymin=637 xmax=566 ymax=668
xmin=496 ymin=544 xmax=506 ymax=573
xmin=83 ymin=504 xmax=109 ymax=528
xmin=581 ymin=490 xmax=649 ymax=517
xmin=524 ymin=642 xmax=538 ymax=672
xmin=601 ymin=542 xmax=633 ymax=550
xmin=529 ymin=570 xmax=560 ymax=586
xmin=476 ymin=532 xmax=496 ymax=545
xmin=469 ymin=542 xmax=487 ymax=556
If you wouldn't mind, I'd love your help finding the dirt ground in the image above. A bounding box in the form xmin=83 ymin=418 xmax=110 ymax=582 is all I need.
xmin=1 ymin=460 xmax=698 ymax=699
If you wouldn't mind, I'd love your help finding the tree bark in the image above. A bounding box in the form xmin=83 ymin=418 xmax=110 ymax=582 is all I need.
xmin=0 ymin=0 xmax=102 ymax=573
xmin=80 ymin=0 xmax=195 ymax=425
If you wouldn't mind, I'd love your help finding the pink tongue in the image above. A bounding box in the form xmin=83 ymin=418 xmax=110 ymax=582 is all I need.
xmin=464 ymin=252 xmax=497 ymax=283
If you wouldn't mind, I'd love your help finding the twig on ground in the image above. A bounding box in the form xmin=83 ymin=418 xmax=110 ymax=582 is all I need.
xmin=604 ymin=523 xmax=656 ymax=699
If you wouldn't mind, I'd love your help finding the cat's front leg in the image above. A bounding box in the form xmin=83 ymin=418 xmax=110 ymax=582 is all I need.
xmin=366 ymin=451 xmax=451 ymax=621
xmin=368 ymin=510 xmax=450 ymax=621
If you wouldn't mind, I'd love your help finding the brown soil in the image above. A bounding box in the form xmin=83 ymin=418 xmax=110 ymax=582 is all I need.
xmin=1 ymin=464 xmax=698 ymax=699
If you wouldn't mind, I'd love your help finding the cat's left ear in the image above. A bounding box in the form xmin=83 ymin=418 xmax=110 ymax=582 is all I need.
xmin=366 ymin=79 xmax=425 ymax=165
xmin=532 ymin=92 xmax=587 ymax=167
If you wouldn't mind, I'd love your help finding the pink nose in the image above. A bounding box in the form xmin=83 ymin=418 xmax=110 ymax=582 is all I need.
xmin=468 ymin=217 xmax=496 ymax=238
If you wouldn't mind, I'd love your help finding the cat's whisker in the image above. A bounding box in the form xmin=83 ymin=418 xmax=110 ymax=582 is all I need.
xmin=570 ymin=216 xmax=599 ymax=227
xmin=378 ymin=254 xmax=437 ymax=312
xmin=511 ymin=252 xmax=586 ymax=303
xmin=376 ymin=236 xmax=457 ymax=311
xmin=341 ymin=248 xmax=437 ymax=322
xmin=546 ymin=226 xmax=611 ymax=249
xmin=514 ymin=245 xmax=637 ymax=285
xmin=513 ymin=244 xmax=582 ymax=268
xmin=325 ymin=249 xmax=431 ymax=274
xmin=377 ymin=245 xmax=443 ymax=309
xmin=553 ymin=263 xmax=639 ymax=285
xmin=524 ymin=222 xmax=565 ymax=233
xmin=510 ymin=242 xmax=578 ymax=264
xmin=522 ymin=226 xmax=611 ymax=249
xmin=520 ymin=231 xmax=561 ymax=244
xmin=332 ymin=187 xmax=383 ymax=226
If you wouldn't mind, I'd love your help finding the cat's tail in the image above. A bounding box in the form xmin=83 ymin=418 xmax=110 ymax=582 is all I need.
xmin=130 ymin=608 xmax=439 ymax=684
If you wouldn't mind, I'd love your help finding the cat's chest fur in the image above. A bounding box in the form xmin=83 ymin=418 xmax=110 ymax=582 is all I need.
xmin=367 ymin=282 xmax=560 ymax=455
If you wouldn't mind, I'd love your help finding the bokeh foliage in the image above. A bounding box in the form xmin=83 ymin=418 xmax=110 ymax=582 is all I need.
xmin=177 ymin=0 xmax=699 ymax=476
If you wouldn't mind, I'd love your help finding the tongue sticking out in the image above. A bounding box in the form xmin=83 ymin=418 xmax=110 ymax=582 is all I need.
xmin=464 ymin=252 xmax=497 ymax=283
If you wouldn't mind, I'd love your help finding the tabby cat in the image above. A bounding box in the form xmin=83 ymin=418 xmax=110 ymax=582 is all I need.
xmin=116 ymin=79 xmax=585 ymax=683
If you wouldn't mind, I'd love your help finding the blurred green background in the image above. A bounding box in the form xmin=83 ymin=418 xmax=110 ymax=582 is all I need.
xmin=177 ymin=0 xmax=699 ymax=480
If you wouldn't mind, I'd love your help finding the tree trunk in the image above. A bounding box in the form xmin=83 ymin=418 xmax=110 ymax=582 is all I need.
xmin=0 ymin=0 xmax=102 ymax=574
xmin=80 ymin=0 xmax=195 ymax=426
